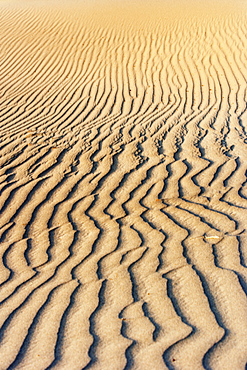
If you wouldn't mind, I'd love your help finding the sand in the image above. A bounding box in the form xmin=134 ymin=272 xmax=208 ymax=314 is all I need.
xmin=0 ymin=0 xmax=247 ymax=369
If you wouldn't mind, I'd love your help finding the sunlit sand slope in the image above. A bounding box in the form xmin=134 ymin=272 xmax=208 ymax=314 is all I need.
xmin=1 ymin=2 xmax=247 ymax=369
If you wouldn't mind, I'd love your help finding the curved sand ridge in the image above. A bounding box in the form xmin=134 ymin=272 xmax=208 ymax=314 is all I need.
xmin=1 ymin=2 xmax=247 ymax=369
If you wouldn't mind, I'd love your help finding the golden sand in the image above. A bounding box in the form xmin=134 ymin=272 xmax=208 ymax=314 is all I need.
xmin=0 ymin=1 xmax=247 ymax=369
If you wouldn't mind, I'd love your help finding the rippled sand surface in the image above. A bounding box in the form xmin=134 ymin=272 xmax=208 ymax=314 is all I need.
xmin=1 ymin=1 xmax=247 ymax=369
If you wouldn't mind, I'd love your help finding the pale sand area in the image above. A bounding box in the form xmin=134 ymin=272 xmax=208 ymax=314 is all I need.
xmin=0 ymin=0 xmax=247 ymax=369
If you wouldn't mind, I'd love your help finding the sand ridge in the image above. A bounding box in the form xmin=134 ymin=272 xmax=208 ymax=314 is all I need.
xmin=0 ymin=1 xmax=247 ymax=369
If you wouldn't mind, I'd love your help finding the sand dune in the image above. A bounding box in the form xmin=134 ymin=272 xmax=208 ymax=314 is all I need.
xmin=0 ymin=1 xmax=247 ymax=369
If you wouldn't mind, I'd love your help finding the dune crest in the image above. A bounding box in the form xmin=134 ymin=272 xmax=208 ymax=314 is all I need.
xmin=0 ymin=1 xmax=247 ymax=369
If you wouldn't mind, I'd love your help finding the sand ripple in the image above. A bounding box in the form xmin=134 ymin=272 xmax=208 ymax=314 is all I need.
xmin=0 ymin=3 xmax=247 ymax=369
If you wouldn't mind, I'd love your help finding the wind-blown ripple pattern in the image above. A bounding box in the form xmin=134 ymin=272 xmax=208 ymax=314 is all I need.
xmin=0 ymin=4 xmax=247 ymax=369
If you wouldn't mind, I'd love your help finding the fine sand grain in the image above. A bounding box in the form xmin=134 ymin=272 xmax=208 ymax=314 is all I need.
xmin=0 ymin=1 xmax=247 ymax=369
